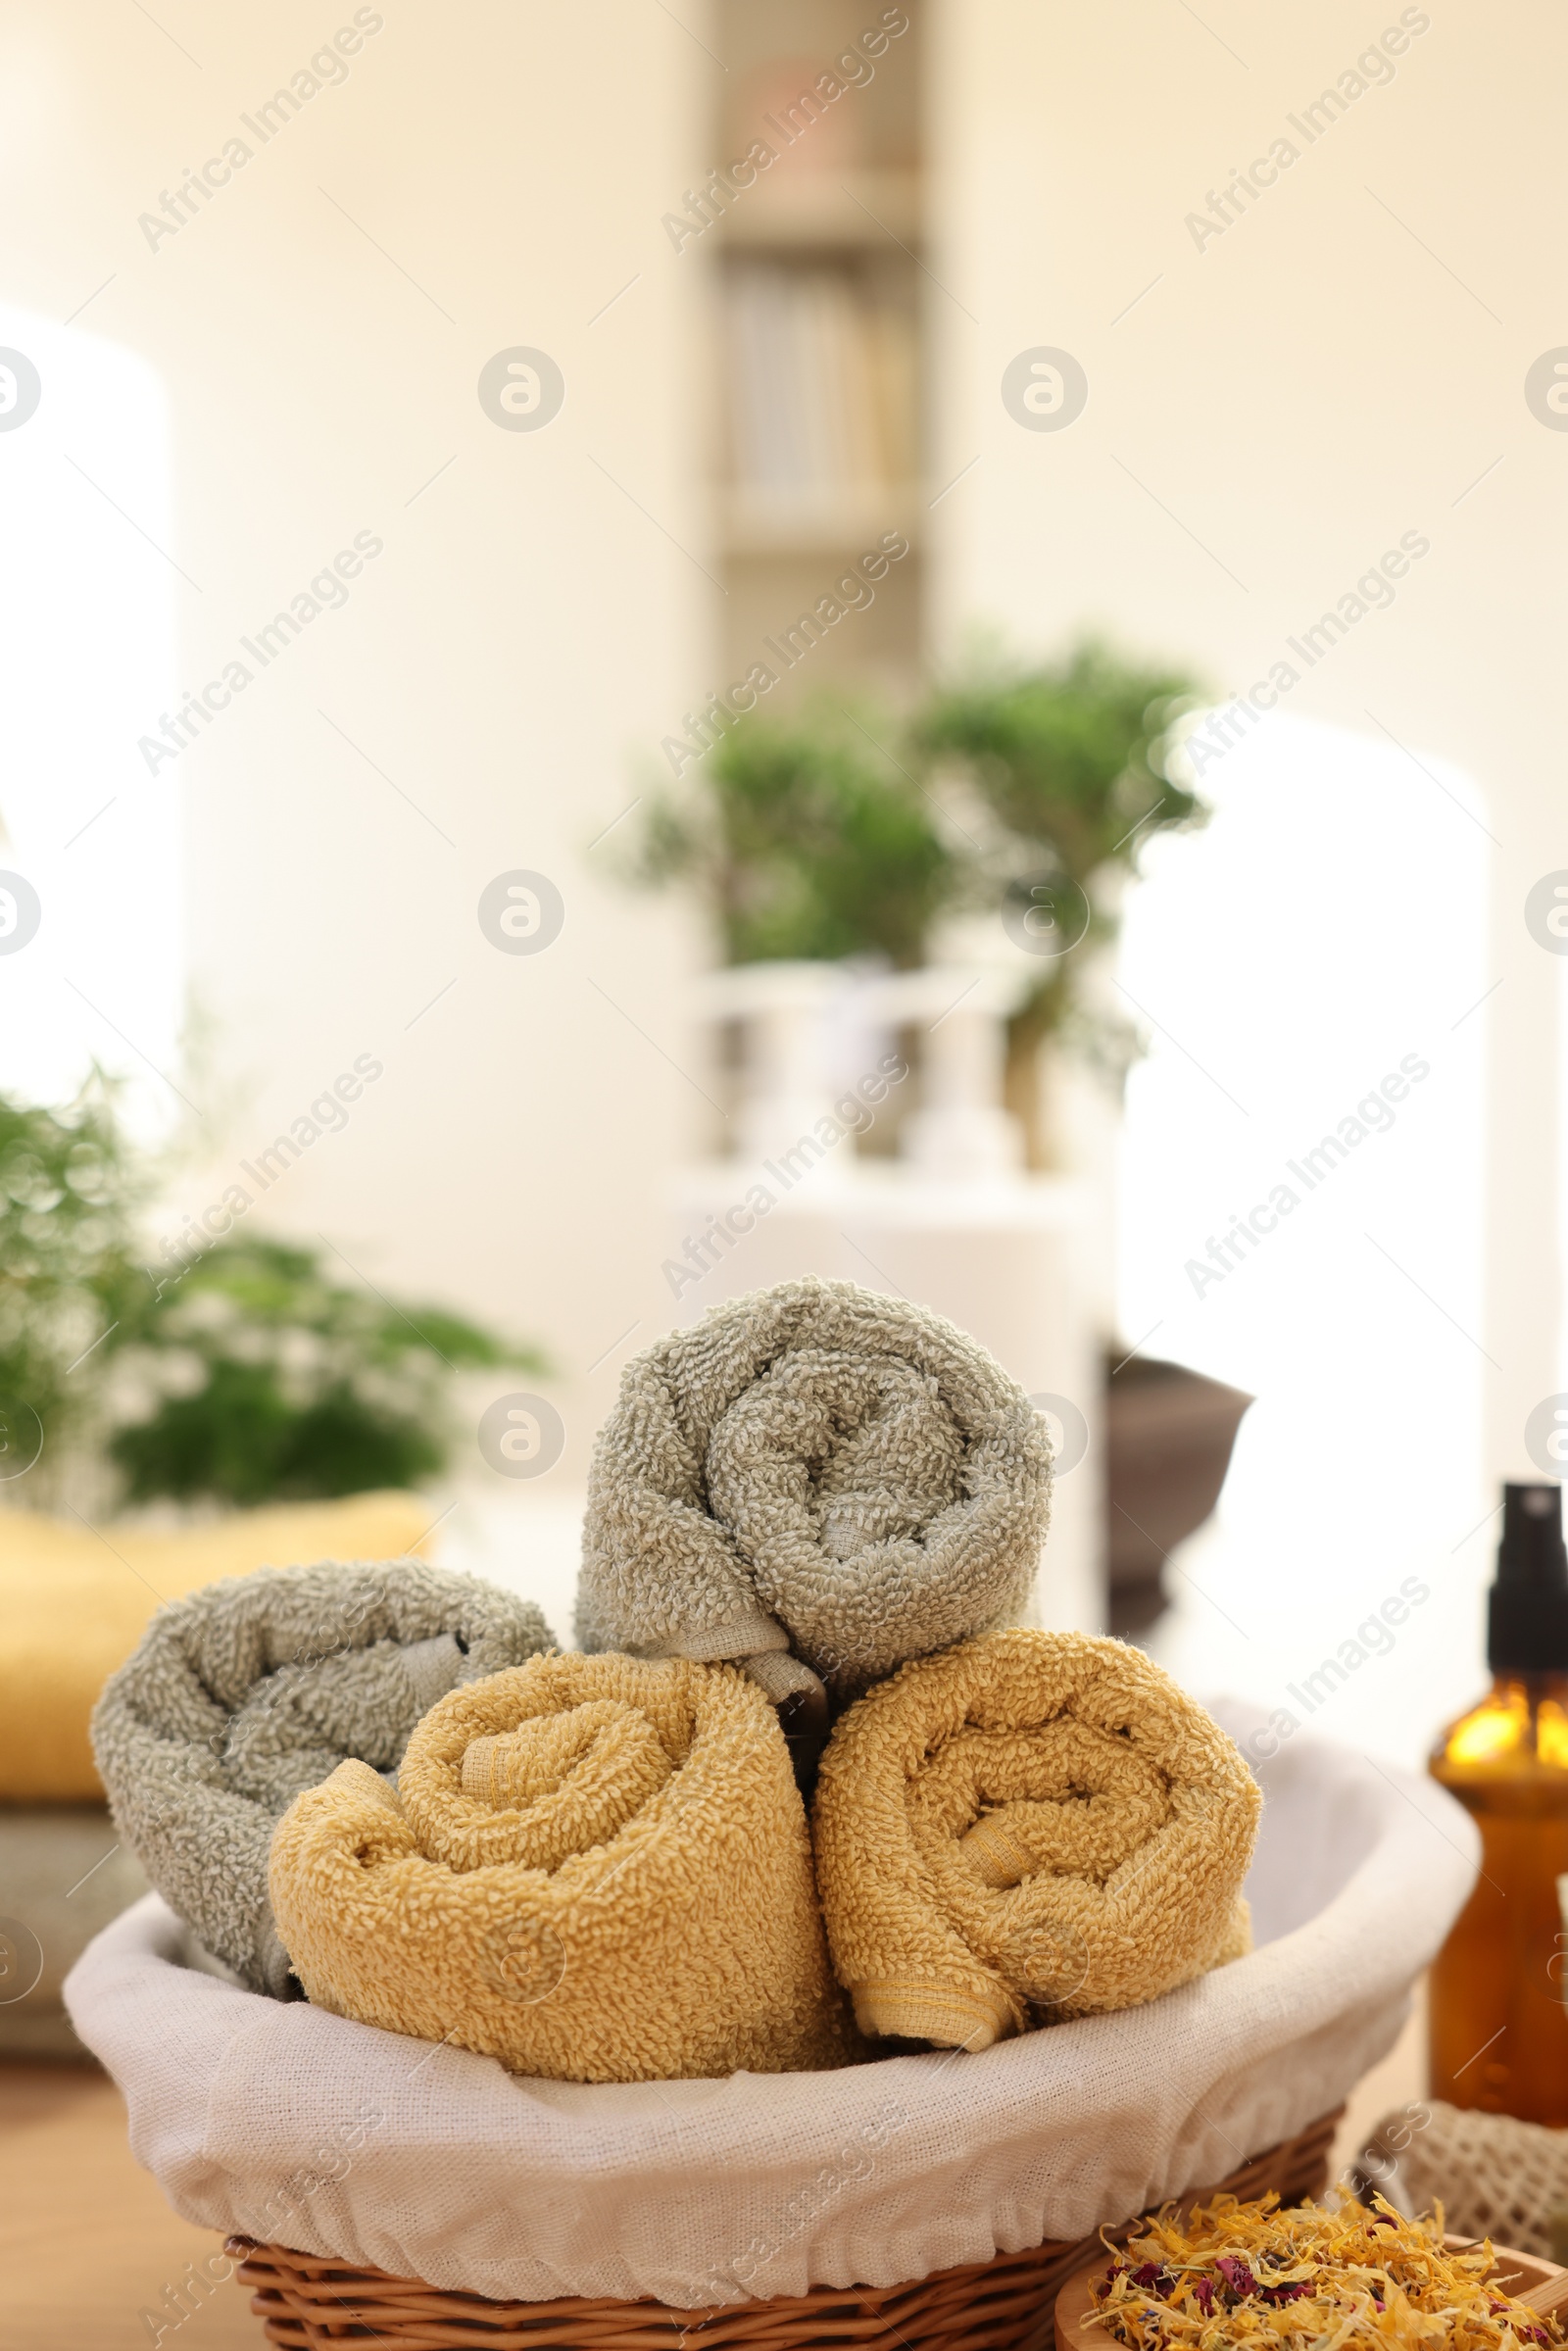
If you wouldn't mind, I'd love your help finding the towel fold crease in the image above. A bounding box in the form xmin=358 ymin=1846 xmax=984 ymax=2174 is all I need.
xmin=91 ymin=1558 xmax=554 ymax=1996
xmin=269 ymin=1650 xmax=857 ymax=2082
xmin=812 ymin=1629 xmax=1261 ymax=2050
xmin=576 ymin=1278 xmax=1052 ymax=1714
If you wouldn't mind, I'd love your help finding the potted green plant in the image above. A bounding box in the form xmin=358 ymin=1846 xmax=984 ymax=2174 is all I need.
xmin=629 ymin=642 xmax=1246 ymax=1636
xmin=107 ymin=1236 xmax=542 ymax=1506
xmin=916 ymin=641 xmax=1202 ymax=1166
xmin=629 ymin=643 xmax=1204 ymax=1168
xmin=0 ymin=1079 xmax=146 ymax=1496
xmin=632 ymin=701 xmax=958 ymax=970
xmin=0 ymin=1078 xmax=541 ymax=1510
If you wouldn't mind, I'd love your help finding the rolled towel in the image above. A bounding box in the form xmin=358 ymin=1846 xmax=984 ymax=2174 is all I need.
xmin=575 ymin=1278 xmax=1052 ymax=1741
xmin=812 ymin=1629 xmax=1260 ymax=2051
xmin=91 ymin=1559 xmax=554 ymax=1997
xmin=269 ymin=1652 xmax=855 ymax=2082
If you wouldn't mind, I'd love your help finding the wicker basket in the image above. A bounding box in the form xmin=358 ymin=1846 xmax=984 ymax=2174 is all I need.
xmin=227 ymin=2104 xmax=1341 ymax=2349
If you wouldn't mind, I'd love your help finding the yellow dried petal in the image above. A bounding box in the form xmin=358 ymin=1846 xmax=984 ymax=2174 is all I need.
xmin=1088 ymin=2195 xmax=1560 ymax=2351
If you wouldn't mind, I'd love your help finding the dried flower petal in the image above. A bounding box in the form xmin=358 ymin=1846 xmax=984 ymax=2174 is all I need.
xmin=1085 ymin=2192 xmax=1562 ymax=2351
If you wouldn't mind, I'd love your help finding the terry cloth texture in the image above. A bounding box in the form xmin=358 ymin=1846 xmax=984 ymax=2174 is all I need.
xmin=91 ymin=1559 xmax=554 ymax=1998
xmin=813 ymin=1630 xmax=1261 ymax=2052
xmin=64 ymin=1715 xmax=1478 ymax=2309
xmin=575 ymin=1278 xmax=1051 ymax=1722
xmin=269 ymin=1651 xmax=854 ymax=2083
xmin=0 ymin=1492 xmax=435 ymax=1801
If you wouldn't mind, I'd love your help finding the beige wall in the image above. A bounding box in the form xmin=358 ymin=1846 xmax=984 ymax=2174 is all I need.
xmin=928 ymin=0 xmax=1564 ymax=1483
xmin=0 ymin=2 xmax=718 ymax=1477
xmin=6 ymin=0 xmax=1562 ymax=1494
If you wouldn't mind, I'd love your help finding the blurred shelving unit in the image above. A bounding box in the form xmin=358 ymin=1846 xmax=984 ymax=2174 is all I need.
xmin=669 ymin=8 xmax=1107 ymax=1633
xmin=711 ymin=0 xmax=925 ymax=703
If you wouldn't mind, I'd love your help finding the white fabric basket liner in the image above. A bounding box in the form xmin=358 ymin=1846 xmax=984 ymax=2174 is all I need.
xmin=65 ymin=1708 xmax=1477 ymax=2310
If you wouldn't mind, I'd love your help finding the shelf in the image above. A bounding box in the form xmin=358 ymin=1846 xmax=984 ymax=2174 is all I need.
xmin=713 ymin=0 xmax=925 ymax=686
xmin=717 ymin=167 xmax=921 ymax=252
xmin=721 ymin=482 xmax=924 ymax=556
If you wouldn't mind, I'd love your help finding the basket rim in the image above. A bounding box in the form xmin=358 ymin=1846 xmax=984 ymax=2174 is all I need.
xmin=69 ymin=1721 xmax=1461 ymax=2315
xmin=225 ymin=2105 xmax=1345 ymax=2328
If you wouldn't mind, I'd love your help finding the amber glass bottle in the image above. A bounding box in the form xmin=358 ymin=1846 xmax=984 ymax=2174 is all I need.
xmin=1429 ymin=1483 xmax=1568 ymax=2125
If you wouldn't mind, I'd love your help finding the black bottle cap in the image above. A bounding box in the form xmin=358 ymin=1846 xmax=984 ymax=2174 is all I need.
xmin=1488 ymin=1483 xmax=1568 ymax=1673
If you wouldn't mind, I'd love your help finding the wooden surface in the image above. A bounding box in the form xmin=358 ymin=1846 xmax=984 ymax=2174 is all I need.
xmin=0 ymin=2062 xmax=257 ymax=2350
xmin=1054 ymin=2240 xmax=1568 ymax=2351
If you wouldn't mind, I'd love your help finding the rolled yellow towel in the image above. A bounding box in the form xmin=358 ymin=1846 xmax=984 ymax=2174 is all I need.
xmin=812 ymin=1629 xmax=1260 ymax=2052
xmin=269 ymin=1651 xmax=854 ymax=2082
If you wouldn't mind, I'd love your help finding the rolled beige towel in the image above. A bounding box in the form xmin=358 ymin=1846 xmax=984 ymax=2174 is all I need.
xmin=575 ymin=1278 xmax=1052 ymax=1748
xmin=812 ymin=1629 xmax=1260 ymax=2051
xmin=270 ymin=1651 xmax=855 ymax=2082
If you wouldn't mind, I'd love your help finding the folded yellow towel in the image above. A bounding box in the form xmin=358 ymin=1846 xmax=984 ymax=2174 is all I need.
xmin=0 ymin=1492 xmax=436 ymax=1801
xmin=812 ymin=1629 xmax=1260 ymax=2051
xmin=269 ymin=1651 xmax=855 ymax=2082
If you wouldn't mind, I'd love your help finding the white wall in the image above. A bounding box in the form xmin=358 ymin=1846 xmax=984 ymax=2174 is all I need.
xmin=6 ymin=0 xmax=1563 ymax=1561
xmin=927 ymin=0 xmax=1565 ymax=1503
xmin=0 ymin=2 xmax=719 ymax=1482
xmin=0 ymin=301 xmax=178 ymax=1131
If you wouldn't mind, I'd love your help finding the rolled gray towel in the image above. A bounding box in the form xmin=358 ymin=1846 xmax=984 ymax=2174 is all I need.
xmin=91 ymin=1558 xmax=555 ymax=1996
xmin=575 ymin=1278 xmax=1051 ymax=1726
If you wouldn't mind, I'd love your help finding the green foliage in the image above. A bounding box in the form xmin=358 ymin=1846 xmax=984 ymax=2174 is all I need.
xmin=109 ymin=1237 xmax=543 ymax=1505
xmin=917 ymin=642 xmax=1201 ymax=887
xmin=633 ymin=644 xmax=1202 ymax=973
xmin=635 ymin=706 xmax=958 ymax=968
xmin=0 ymin=1079 xmax=144 ymax=1468
xmin=918 ymin=644 xmax=1206 ymax=1136
xmin=0 ymin=1079 xmax=542 ymax=1507
xmin=629 ymin=640 xmax=1206 ymax=1164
